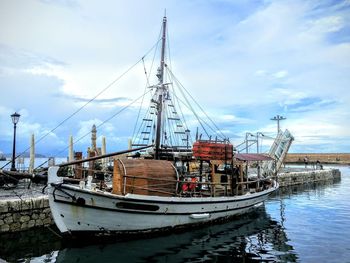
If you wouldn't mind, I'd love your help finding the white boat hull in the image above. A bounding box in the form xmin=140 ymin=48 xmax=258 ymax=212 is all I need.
xmin=48 ymin=174 xmax=278 ymax=234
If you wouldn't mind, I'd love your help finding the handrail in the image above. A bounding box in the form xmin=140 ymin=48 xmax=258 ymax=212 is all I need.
xmin=123 ymin=184 xmax=175 ymax=196
xmin=122 ymin=174 xmax=272 ymax=187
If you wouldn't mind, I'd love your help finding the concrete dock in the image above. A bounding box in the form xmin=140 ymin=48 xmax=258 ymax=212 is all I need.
xmin=0 ymin=167 xmax=341 ymax=233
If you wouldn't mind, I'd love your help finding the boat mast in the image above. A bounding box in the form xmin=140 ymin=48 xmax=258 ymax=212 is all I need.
xmin=159 ymin=16 xmax=166 ymax=84
xmin=155 ymin=15 xmax=167 ymax=159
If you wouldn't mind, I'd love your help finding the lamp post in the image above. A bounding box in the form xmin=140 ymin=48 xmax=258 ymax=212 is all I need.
xmin=270 ymin=115 xmax=286 ymax=134
xmin=245 ymin=132 xmax=255 ymax=153
xmin=256 ymin=132 xmax=265 ymax=154
xmin=10 ymin=112 xmax=20 ymax=171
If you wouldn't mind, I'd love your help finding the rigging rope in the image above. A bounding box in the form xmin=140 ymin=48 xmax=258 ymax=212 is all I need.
xmin=1 ymin=39 xmax=162 ymax=170
xmin=169 ymin=86 xmax=210 ymax=138
xmin=35 ymin=89 xmax=153 ymax=169
xmin=131 ymin=25 xmax=162 ymax=144
xmin=131 ymin=58 xmax=151 ymax=141
xmin=166 ymin=67 xmax=226 ymax=140
xmin=169 ymin=69 xmax=226 ymax=140
xmin=166 ymin=23 xmax=173 ymax=72
xmin=166 ymin=70 xmax=191 ymax=135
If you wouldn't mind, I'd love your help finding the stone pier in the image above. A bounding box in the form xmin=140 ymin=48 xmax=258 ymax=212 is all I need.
xmin=0 ymin=193 xmax=53 ymax=233
xmin=277 ymin=168 xmax=341 ymax=187
xmin=285 ymin=153 xmax=350 ymax=165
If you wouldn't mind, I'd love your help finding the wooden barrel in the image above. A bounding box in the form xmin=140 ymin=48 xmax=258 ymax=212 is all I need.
xmin=112 ymin=159 xmax=178 ymax=197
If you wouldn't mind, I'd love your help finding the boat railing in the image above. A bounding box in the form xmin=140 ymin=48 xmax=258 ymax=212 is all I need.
xmin=121 ymin=174 xmax=273 ymax=197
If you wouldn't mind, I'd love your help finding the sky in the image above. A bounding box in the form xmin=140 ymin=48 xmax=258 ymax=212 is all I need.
xmin=0 ymin=0 xmax=349 ymax=158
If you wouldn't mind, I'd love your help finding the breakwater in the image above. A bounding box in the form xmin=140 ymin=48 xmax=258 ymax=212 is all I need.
xmin=285 ymin=153 xmax=350 ymax=164
xmin=0 ymin=168 xmax=341 ymax=233
xmin=277 ymin=168 xmax=341 ymax=187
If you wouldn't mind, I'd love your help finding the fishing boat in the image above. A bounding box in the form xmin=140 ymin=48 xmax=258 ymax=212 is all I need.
xmin=48 ymin=16 xmax=289 ymax=236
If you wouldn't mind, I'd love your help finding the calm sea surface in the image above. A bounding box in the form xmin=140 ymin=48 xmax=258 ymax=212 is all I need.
xmin=1 ymin=165 xmax=349 ymax=262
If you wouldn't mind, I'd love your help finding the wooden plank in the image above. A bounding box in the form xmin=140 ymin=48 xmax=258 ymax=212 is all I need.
xmin=112 ymin=159 xmax=123 ymax=195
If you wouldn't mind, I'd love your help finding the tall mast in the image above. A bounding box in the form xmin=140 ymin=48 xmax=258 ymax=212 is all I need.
xmin=155 ymin=16 xmax=167 ymax=159
xmin=159 ymin=16 xmax=167 ymax=84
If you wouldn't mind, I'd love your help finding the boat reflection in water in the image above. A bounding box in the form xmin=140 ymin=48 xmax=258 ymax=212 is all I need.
xmin=53 ymin=205 xmax=297 ymax=263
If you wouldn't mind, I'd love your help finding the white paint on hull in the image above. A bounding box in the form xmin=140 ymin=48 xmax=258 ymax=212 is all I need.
xmin=48 ymin=180 xmax=277 ymax=234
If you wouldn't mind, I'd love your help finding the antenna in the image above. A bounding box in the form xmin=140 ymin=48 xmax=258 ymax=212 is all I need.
xmin=270 ymin=115 xmax=286 ymax=133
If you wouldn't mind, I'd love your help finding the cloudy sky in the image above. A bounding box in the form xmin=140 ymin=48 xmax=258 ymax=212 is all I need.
xmin=0 ymin=0 xmax=349 ymax=158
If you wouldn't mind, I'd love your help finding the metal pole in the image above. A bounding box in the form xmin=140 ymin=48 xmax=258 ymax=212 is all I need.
xmin=59 ymin=145 xmax=153 ymax=167
xmin=159 ymin=16 xmax=167 ymax=84
xmin=155 ymin=16 xmax=167 ymax=159
xmin=155 ymin=94 xmax=163 ymax=159
xmin=270 ymin=115 xmax=286 ymax=134
xmin=11 ymin=123 xmax=17 ymax=171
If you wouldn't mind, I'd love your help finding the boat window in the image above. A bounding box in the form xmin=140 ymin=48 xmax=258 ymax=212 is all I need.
xmin=220 ymin=175 xmax=228 ymax=183
xmin=116 ymin=202 xmax=160 ymax=211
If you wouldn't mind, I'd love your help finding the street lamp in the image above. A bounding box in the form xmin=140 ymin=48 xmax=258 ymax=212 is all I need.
xmin=245 ymin=132 xmax=255 ymax=153
xmin=256 ymin=132 xmax=265 ymax=153
xmin=10 ymin=112 xmax=20 ymax=171
xmin=270 ymin=115 xmax=286 ymax=134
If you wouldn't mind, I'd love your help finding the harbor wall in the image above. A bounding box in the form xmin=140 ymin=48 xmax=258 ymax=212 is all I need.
xmin=285 ymin=153 xmax=350 ymax=164
xmin=0 ymin=196 xmax=53 ymax=233
xmin=277 ymin=168 xmax=341 ymax=187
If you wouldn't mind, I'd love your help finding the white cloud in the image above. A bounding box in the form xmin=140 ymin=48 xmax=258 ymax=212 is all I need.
xmin=306 ymin=15 xmax=344 ymax=34
xmin=23 ymin=64 xmax=62 ymax=78
xmin=272 ymin=70 xmax=288 ymax=79
xmin=255 ymin=70 xmax=267 ymax=77
xmin=271 ymin=88 xmax=307 ymax=106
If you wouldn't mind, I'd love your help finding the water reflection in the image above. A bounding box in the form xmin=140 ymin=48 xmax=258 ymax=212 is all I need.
xmin=54 ymin=207 xmax=297 ymax=263
xmin=275 ymin=177 xmax=341 ymax=198
xmin=0 ymin=227 xmax=61 ymax=262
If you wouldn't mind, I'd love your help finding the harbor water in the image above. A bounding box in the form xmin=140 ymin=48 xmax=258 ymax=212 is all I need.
xmin=0 ymin=165 xmax=349 ymax=262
